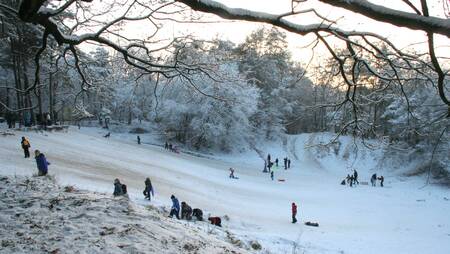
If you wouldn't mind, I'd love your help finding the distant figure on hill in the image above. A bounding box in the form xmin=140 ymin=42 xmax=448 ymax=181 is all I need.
xmin=113 ymin=178 xmax=127 ymax=196
xmin=371 ymin=174 xmax=377 ymax=187
xmin=168 ymin=143 xmax=173 ymax=151
xmin=181 ymin=201 xmax=193 ymax=220
xmin=143 ymin=177 xmax=154 ymax=200
xmin=353 ymin=170 xmax=359 ymax=185
xmin=34 ymin=150 xmax=50 ymax=176
xmin=229 ymin=168 xmax=238 ymax=179
xmin=292 ymin=202 xmax=298 ymax=223
xmin=192 ymin=208 xmax=203 ymax=221
xmin=169 ymin=195 xmax=180 ymax=219
xmin=378 ymin=175 xmax=384 ymax=187
xmin=287 ymin=159 xmax=291 ymax=169
xmin=275 ymin=158 xmax=279 ymax=167
xmin=164 ymin=141 xmax=168 ymax=150
xmin=103 ymin=132 xmax=110 ymax=138
xmin=284 ymin=157 xmax=288 ymax=170
xmin=267 ymin=154 xmax=271 ymax=164
xmin=137 ymin=135 xmax=141 ymax=145
xmin=21 ymin=136 xmax=31 ymax=158
xmin=270 ymin=171 xmax=274 ymax=181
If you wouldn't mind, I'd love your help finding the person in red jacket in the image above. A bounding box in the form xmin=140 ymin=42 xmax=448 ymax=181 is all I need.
xmin=292 ymin=202 xmax=298 ymax=223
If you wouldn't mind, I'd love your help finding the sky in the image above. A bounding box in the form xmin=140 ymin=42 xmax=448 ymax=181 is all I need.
xmin=76 ymin=0 xmax=450 ymax=67
xmin=159 ymin=0 xmax=450 ymax=65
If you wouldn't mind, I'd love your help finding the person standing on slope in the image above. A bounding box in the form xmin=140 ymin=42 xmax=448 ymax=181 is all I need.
xmin=371 ymin=173 xmax=377 ymax=187
xmin=21 ymin=137 xmax=31 ymax=158
xmin=353 ymin=170 xmax=359 ymax=185
xmin=143 ymin=177 xmax=154 ymax=200
xmin=287 ymin=159 xmax=291 ymax=169
xmin=284 ymin=157 xmax=288 ymax=170
xmin=378 ymin=175 xmax=384 ymax=187
xmin=275 ymin=158 xmax=279 ymax=167
xmin=34 ymin=150 xmax=50 ymax=176
xmin=169 ymin=195 xmax=180 ymax=219
xmin=292 ymin=202 xmax=298 ymax=223
xmin=271 ymin=171 xmax=274 ymax=181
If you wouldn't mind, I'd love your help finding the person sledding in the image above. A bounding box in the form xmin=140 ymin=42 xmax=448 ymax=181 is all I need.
xmin=229 ymin=168 xmax=238 ymax=179
xmin=143 ymin=177 xmax=154 ymax=200
xmin=113 ymin=178 xmax=127 ymax=196
xmin=21 ymin=137 xmax=31 ymax=158
xmin=291 ymin=202 xmax=298 ymax=223
xmin=169 ymin=195 xmax=180 ymax=219
xmin=34 ymin=150 xmax=50 ymax=176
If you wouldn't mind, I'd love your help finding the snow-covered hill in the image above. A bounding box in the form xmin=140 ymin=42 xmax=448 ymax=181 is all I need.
xmin=0 ymin=175 xmax=250 ymax=254
xmin=1 ymin=127 xmax=449 ymax=254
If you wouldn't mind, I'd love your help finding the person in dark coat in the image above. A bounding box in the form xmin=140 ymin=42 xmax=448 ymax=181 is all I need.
xmin=34 ymin=150 xmax=50 ymax=176
xmin=267 ymin=154 xmax=271 ymax=164
xmin=113 ymin=178 xmax=124 ymax=196
xmin=229 ymin=168 xmax=236 ymax=179
xmin=270 ymin=171 xmax=274 ymax=181
xmin=353 ymin=170 xmax=359 ymax=185
xmin=181 ymin=201 xmax=193 ymax=220
xmin=284 ymin=157 xmax=288 ymax=170
xmin=287 ymin=159 xmax=291 ymax=169
xmin=169 ymin=195 xmax=180 ymax=219
xmin=192 ymin=208 xmax=203 ymax=221
xmin=292 ymin=202 xmax=298 ymax=223
xmin=275 ymin=158 xmax=279 ymax=167
xmin=21 ymin=137 xmax=31 ymax=158
xmin=371 ymin=173 xmax=377 ymax=187
xmin=137 ymin=136 xmax=141 ymax=145
xmin=143 ymin=177 xmax=154 ymax=200
xmin=378 ymin=175 xmax=384 ymax=187
xmin=104 ymin=132 xmax=110 ymax=138
xmin=208 ymin=217 xmax=222 ymax=227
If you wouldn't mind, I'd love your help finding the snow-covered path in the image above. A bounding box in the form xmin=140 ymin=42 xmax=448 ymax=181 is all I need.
xmin=1 ymin=128 xmax=449 ymax=254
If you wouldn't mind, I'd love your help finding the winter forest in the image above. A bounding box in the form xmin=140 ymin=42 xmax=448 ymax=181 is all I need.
xmin=0 ymin=0 xmax=450 ymax=253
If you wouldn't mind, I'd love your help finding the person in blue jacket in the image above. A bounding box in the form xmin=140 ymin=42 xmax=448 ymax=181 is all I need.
xmin=169 ymin=195 xmax=180 ymax=219
xmin=34 ymin=150 xmax=50 ymax=176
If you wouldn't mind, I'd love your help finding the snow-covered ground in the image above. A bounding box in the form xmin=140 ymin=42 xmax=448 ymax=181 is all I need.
xmin=0 ymin=175 xmax=250 ymax=254
xmin=1 ymin=127 xmax=449 ymax=254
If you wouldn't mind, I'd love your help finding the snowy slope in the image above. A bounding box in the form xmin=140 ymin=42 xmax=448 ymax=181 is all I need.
xmin=1 ymin=127 xmax=449 ymax=254
xmin=0 ymin=175 xmax=250 ymax=254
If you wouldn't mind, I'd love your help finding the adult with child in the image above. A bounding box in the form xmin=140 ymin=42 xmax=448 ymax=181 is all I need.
xmin=21 ymin=137 xmax=31 ymax=158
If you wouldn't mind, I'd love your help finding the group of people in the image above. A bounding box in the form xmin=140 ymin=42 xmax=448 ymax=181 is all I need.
xmin=164 ymin=142 xmax=179 ymax=153
xmin=342 ymin=170 xmax=359 ymax=187
xmin=341 ymin=170 xmax=385 ymax=187
xmin=112 ymin=178 xmax=222 ymax=227
xmin=169 ymin=194 xmax=221 ymax=226
xmin=264 ymin=154 xmax=292 ymax=181
xmin=371 ymin=173 xmax=385 ymax=187
xmin=21 ymin=136 xmax=50 ymax=176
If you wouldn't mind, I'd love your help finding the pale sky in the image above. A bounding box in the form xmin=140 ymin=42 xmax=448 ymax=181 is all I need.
xmin=79 ymin=0 xmax=449 ymax=66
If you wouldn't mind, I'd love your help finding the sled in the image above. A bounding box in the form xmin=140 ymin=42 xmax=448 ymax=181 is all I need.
xmin=304 ymin=221 xmax=319 ymax=227
xmin=277 ymin=179 xmax=285 ymax=182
